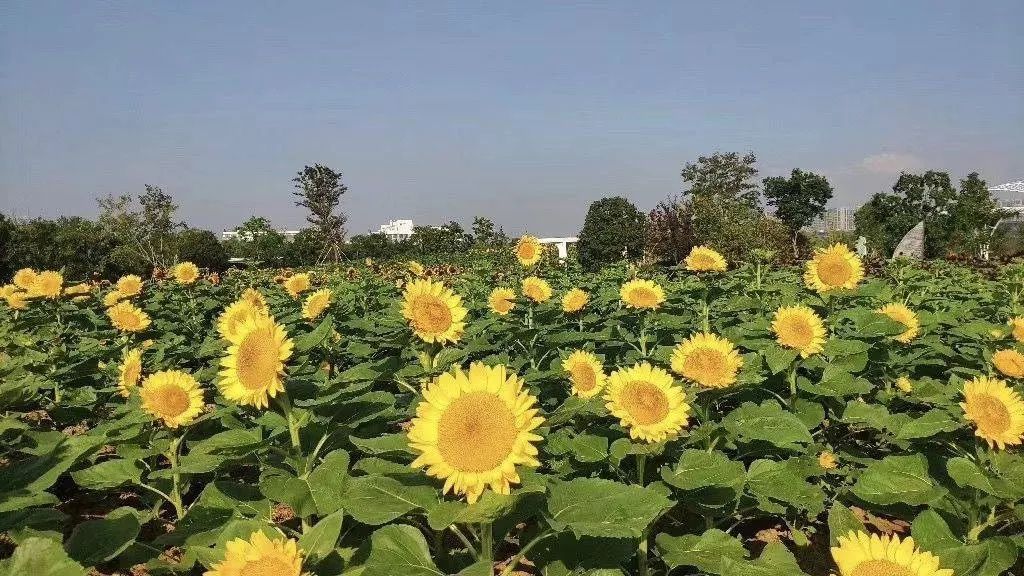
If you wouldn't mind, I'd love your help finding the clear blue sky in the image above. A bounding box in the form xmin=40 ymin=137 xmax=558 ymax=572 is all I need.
xmin=2 ymin=1 xmax=1021 ymax=236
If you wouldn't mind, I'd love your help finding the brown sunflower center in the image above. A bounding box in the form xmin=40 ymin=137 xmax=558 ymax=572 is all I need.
xmin=816 ymin=254 xmax=853 ymax=286
xmin=517 ymin=244 xmax=537 ymax=260
xmin=570 ymin=364 xmax=598 ymax=391
xmin=851 ymin=559 xmax=914 ymax=576
xmin=437 ymin=392 xmax=517 ymax=472
xmin=412 ymin=296 xmax=452 ymax=334
xmin=152 ymin=386 xmax=189 ymax=417
xmin=779 ymin=317 xmax=814 ymax=348
xmin=620 ymin=381 xmax=670 ymax=425
xmin=493 ymin=296 xmax=513 ymax=313
xmin=628 ymin=288 xmax=659 ymax=308
xmin=683 ymin=348 xmax=727 ymax=382
xmin=240 ymin=557 xmax=295 ymax=576
xmin=115 ymin=311 xmax=140 ymax=330
xmin=971 ymin=394 xmax=1011 ymax=435
xmin=236 ymin=331 xmax=279 ymax=390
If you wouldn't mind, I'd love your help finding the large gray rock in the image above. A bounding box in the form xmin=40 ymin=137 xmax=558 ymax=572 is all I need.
xmin=891 ymin=221 xmax=924 ymax=259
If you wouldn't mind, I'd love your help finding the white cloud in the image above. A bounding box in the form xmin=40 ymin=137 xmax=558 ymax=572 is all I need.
xmin=859 ymin=153 xmax=924 ymax=175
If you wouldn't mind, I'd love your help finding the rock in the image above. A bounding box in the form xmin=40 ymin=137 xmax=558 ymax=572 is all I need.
xmin=891 ymin=221 xmax=924 ymax=259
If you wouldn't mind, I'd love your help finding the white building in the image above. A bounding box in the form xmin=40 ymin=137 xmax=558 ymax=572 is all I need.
xmin=378 ymin=219 xmax=415 ymax=241
xmin=811 ymin=207 xmax=856 ymax=234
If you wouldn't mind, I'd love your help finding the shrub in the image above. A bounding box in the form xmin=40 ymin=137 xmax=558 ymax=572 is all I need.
xmin=577 ymin=196 xmax=646 ymax=271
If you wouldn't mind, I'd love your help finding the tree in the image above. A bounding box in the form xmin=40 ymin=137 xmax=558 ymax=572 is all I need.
xmin=97 ymin=185 xmax=182 ymax=270
xmin=346 ymin=233 xmax=398 ymax=260
xmin=645 ymin=196 xmax=694 ymax=265
xmin=410 ymin=222 xmax=472 ymax=258
xmin=471 ymin=216 xmax=497 ymax=246
xmin=176 ymin=229 xmax=228 ymax=271
xmin=283 ymin=228 xmax=325 ymax=267
xmin=224 ymin=217 xmax=287 ymax=265
xmin=293 ymin=164 xmax=347 ymax=264
xmin=689 ymin=195 xmax=792 ymax=264
xmin=0 ymin=213 xmax=14 ymax=280
xmin=577 ymin=197 xmax=646 ymax=271
xmin=681 ymin=152 xmax=760 ymax=207
xmin=763 ymin=169 xmax=833 ymax=257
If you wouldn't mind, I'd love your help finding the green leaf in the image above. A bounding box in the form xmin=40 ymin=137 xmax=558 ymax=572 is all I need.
xmin=341 ymin=475 xmax=437 ymax=525
xmin=656 ymin=529 xmax=747 ymax=572
xmin=827 ymin=503 xmax=866 ymax=546
xmin=723 ymin=401 xmax=813 ymax=450
xmin=893 ymin=410 xmax=961 ymax=440
xmin=70 ymin=459 xmax=143 ymax=489
xmin=547 ymin=478 xmax=672 ymax=538
xmin=0 ymin=537 xmax=86 ymax=576
xmin=745 ymin=460 xmax=825 ymax=516
xmin=259 ymin=473 xmax=318 ymax=518
xmin=912 ymin=510 xmax=1017 ymax=576
xmin=295 ymin=314 xmax=334 ymax=352
xmin=307 ymin=449 xmax=351 ymax=515
xmin=298 ymin=511 xmax=344 ymax=565
xmin=719 ymin=542 xmax=809 ymax=576
xmin=762 ymin=346 xmax=798 ymax=375
xmin=349 ymin=434 xmax=413 ymax=456
xmin=853 ymin=454 xmax=946 ymax=506
xmin=64 ymin=508 xmax=140 ymax=566
xmin=568 ymin=433 xmax=609 ymax=463
xmin=947 ymin=457 xmax=1024 ymax=499
xmin=661 ymin=449 xmax=745 ymax=491
xmin=362 ymin=525 xmax=443 ymax=576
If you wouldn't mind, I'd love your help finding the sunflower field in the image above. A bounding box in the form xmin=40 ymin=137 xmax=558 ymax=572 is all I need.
xmin=1 ymin=241 xmax=1024 ymax=576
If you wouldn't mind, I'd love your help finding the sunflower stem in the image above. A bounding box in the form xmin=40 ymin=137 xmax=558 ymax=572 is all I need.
xmin=480 ymin=522 xmax=494 ymax=564
xmin=276 ymin=394 xmax=302 ymax=452
xmin=499 ymin=530 xmax=554 ymax=576
xmin=167 ymin=435 xmax=185 ymax=521
xmin=636 ymin=453 xmax=650 ymax=576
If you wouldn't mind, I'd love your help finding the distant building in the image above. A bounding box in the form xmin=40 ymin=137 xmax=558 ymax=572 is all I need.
xmin=221 ymin=229 xmax=300 ymax=242
xmin=811 ymin=207 xmax=856 ymax=234
xmin=991 ymin=181 xmax=1024 ymax=221
xmin=378 ymin=219 xmax=415 ymax=241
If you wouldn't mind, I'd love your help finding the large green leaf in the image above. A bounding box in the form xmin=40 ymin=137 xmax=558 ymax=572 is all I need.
xmin=307 ymin=449 xmax=351 ymax=515
xmin=341 ymin=475 xmax=437 ymax=525
xmin=0 ymin=537 xmax=86 ymax=576
xmin=298 ymin=511 xmax=344 ymax=565
xmin=362 ymin=525 xmax=443 ymax=576
xmin=911 ymin=510 xmax=1017 ymax=576
xmin=852 ymin=454 xmax=946 ymax=506
xmin=656 ymin=529 xmax=746 ymax=572
xmin=722 ymin=401 xmax=812 ymax=450
xmin=661 ymin=449 xmax=745 ymax=491
xmin=64 ymin=508 xmax=140 ymax=566
xmin=745 ymin=459 xmax=825 ymax=516
xmin=547 ymin=478 xmax=672 ymax=538
xmin=70 ymin=459 xmax=143 ymax=489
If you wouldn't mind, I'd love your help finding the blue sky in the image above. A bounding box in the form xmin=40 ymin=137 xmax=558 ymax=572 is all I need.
xmin=1 ymin=1 xmax=1021 ymax=236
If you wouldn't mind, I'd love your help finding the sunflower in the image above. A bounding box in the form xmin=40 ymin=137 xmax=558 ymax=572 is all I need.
xmin=818 ymin=451 xmax=838 ymax=471
xmin=219 ymin=315 xmax=294 ymax=409
xmin=896 ymin=376 xmax=914 ymax=394
xmin=1008 ymin=316 xmax=1024 ymax=343
xmin=831 ymin=531 xmax=953 ymax=576
xmin=514 ymin=235 xmax=543 ymax=267
xmin=960 ymin=375 xmax=1024 ymax=450
xmin=407 ymin=363 xmax=544 ymax=504
xmin=64 ymin=282 xmax=92 ymax=296
xmin=803 ymin=243 xmax=864 ymax=294
xmin=670 ymin=332 xmax=743 ymax=389
xmin=283 ymin=273 xmax=310 ymax=298
xmin=173 ymin=262 xmax=200 ymax=285
xmin=562 ymin=350 xmax=606 ymax=398
xmin=408 ymin=261 xmax=425 ymax=277
xmin=12 ymin=268 xmax=37 ymax=290
xmin=684 ymin=245 xmax=727 ymax=272
xmin=118 ymin=348 xmax=144 ymax=397
xmin=992 ymin=349 xmax=1024 ymax=379
xmin=604 ymin=362 xmax=690 ymax=443
xmin=204 ymin=530 xmax=303 ymax=576
xmin=877 ymin=303 xmax=920 ymax=343
xmin=488 ymin=287 xmax=516 ymax=316
xmin=107 ymin=301 xmax=151 ymax=333
xmin=4 ymin=290 xmax=27 ymax=310
xmin=139 ymin=370 xmax=204 ymax=428
xmin=217 ymin=299 xmax=268 ymax=342
xmin=29 ymin=270 xmax=63 ymax=299
xmin=561 ymin=288 xmax=589 ymax=314
xmin=302 ymin=289 xmax=332 ymax=320
xmin=104 ymin=290 xmax=125 ymax=307
xmin=115 ymin=275 xmax=143 ymax=297
xmin=1 ymin=284 xmax=18 ymax=298
xmin=620 ymin=279 xmax=665 ymax=310
xmin=402 ymin=278 xmax=467 ymax=344
xmin=521 ymin=276 xmax=552 ymax=303
xmin=241 ymin=287 xmax=268 ymax=312
xmin=772 ymin=305 xmax=826 ymax=357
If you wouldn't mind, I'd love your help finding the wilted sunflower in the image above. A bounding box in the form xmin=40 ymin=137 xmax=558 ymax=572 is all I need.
xmin=831 ymin=531 xmax=952 ymax=576
xmin=139 ymin=370 xmax=204 ymax=428
xmin=562 ymin=350 xmax=606 ymax=398
xmin=992 ymin=349 xmax=1024 ymax=379
xmin=219 ymin=315 xmax=294 ymax=409
xmin=684 ymin=245 xmax=727 ymax=272
xmin=514 ymin=235 xmax=543 ymax=267
xmin=118 ymin=348 xmax=144 ymax=398
xmin=64 ymin=282 xmax=92 ymax=297
xmin=960 ymin=375 xmax=1024 ymax=450
xmin=605 ymin=362 xmax=690 ymax=443
xmin=620 ymin=279 xmax=665 ymax=310
xmin=408 ymin=363 xmax=544 ymax=504
xmin=302 ymin=288 xmax=332 ymax=320
xmin=670 ymin=332 xmax=743 ymax=389
xmin=521 ymin=276 xmax=552 ymax=303
xmin=204 ymin=530 xmax=303 ymax=576
xmin=3 ymin=289 xmax=27 ymax=310
xmin=173 ymin=262 xmax=200 ymax=285
xmin=803 ymin=243 xmax=864 ymax=294
xmin=818 ymin=451 xmax=838 ymax=470
xmin=877 ymin=303 xmax=920 ymax=343
xmin=115 ymin=274 xmax=144 ymax=297
xmin=561 ymin=288 xmax=589 ymax=314
xmin=107 ymin=301 xmax=151 ymax=333
xmin=29 ymin=270 xmax=63 ymax=299
xmin=284 ymin=273 xmax=311 ymax=298
xmin=772 ymin=305 xmax=826 ymax=357
xmin=217 ymin=299 xmax=267 ymax=342
xmin=488 ymin=287 xmax=516 ymax=316
xmin=402 ymin=278 xmax=467 ymax=344
xmin=12 ymin=268 xmax=37 ymax=290
xmin=240 ymin=287 xmax=268 ymax=312
xmin=407 ymin=261 xmax=426 ymax=277
xmin=103 ymin=290 xmax=125 ymax=307
xmin=1 ymin=284 xmax=18 ymax=299
xmin=1008 ymin=316 xmax=1024 ymax=343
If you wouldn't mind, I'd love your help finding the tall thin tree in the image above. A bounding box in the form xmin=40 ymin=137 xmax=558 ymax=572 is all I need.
xmin=292 ymin=164 xmax=348 ymax=264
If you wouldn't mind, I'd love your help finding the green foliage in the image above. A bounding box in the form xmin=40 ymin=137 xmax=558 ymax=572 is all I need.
xmin=577 ymin=196 xmax=646 ymax=270
xmin=175 ymin=228 xmax=228 ymax=272
xmin=763 ymin=169 xmax=833 ymax=256
xmin=292 ymin=164 xmax=348 ymax=263
xmin=223 ymin=216 xmax=288 ymax=266
xmin=96 ymin=184 xmax=182 ymax=269
xmin=681 ymin=151 xmax=760 ymax=207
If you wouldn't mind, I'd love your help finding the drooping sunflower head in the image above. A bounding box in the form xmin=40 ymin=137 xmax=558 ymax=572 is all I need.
xmin=115 ymin=274 xmax=144 ymax=297
xmin=521 ymin=276 xmax=553 ymax=303
xmin=241 ymin=287 xmax=268 ymax=312
xmin=488 ymin=287 xmax=516 ymax=316
xmin=670 ymin=332 xmax=744 ymax=389
xmin=173 ymin=262 xmax=200 ymax=285
xmin=217 ymin=299 xmax=268 ymax=342
xmin=204 ymin=530 xmax=303 ymax=576
xmin=684 ymin=245 xmax=728 ymax=272
xmin=139 ymin=370 xmax=204 ymax=428
xmin=561 ymin=288 xmax=589 ymax=314
xmin=620 ymin=279 xmax=666 ymax=310
xmin=284 ymin=273 xmax=311 ymax=298
xmin=992 ymin=348 xmax=1024 ymax=379
xmin=562 ymin=350 xmax=606 ymax=398
xmin=219 ymin=315 xmax=294 ymax=409
xmin=302 ymin=288 xmax=332 ymax=321
xmin=831 ymin=531 xmax=952 ymax=576
xmin=118 ymin=348 xmax=144 ymax=398
xmin=1008 ymin=316 xmax=1024 ymax=343
xmin=12 ymin=268 xmax=37 ymax=290
xmin=107 ymin=301 xmax=152 ymax=333
xmin=27 ymin=270 xmax=64 ymax=299
xmin=407 ymin=261 xmax=426 ymax=277
xmin=604 ymin=362 xmax=690 ymax=443
xmin=514 ymin=235 xmax=543 ymax=267
xmin=408 ymin=362 xmax=544 ymax=504
xmin=960 ymin=375 xmax=1024 ymax=450
xmin=818 ymin=451 xmax=838 ymax=470
xmin=64 ymin=282 xmax=93 ymax=297
xmin=803 ymin=243 xmax=864 ymax=294
xmin=877 ymin=303 xmax=920 ymax=343
xmin=3 ymin=289 xmax=27 ymax=310
xmin=103 ymin=290 xmax=125 ymax=307
xmin=401 ymin=278 xmax=467 ymax=344
xmin=772 ymin=305 xmax=827 ymax=357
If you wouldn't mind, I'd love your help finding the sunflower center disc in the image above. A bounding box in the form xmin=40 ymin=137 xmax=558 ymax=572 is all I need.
xmin=438 ymin=392 xmax=517 ymax=472
xmin=412 ymin=297 xmax=452 ymax=334
xmin=684 ymin=348 xmax=727 ymax=384
xmin=155 ymin=386 xmax=189 ymax=417
xmin=851 ymin=559 xmax=914 ymax=576
xmin=973 ymin=394 xmax=1012 ymax=435
xmin=240 ymin=557 xmax=295 ymax=576
xmin=570 ymin=365 xmax=597 ymax=391
xmin=237 ymin=331 xmax=278 ymax=390
xmin=780 ymin=318 xmax=814 ymax=348
xmin=630 ymin=288 xmax=658 ymax=308
xmin=817 ymin=255 xmax=853 ymax=286
xmin=621 ymin=381 xmax=670 ymax=425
